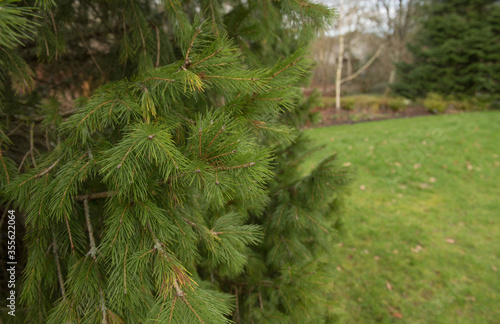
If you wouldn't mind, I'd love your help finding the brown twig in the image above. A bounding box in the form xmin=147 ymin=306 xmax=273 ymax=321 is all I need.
xmin=52 ymin=227 xmax=67 ymax=300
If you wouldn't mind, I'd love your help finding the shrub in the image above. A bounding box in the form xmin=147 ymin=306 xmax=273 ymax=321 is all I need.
xmin=423 ymin=93 xmax=449 ymax=113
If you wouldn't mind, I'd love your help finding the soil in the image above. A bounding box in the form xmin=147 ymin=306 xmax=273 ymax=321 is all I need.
xmin=305 ymin=104 xmax=437 ymax=128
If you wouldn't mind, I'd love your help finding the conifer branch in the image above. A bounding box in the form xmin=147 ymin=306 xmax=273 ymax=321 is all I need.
xmin=253 ymin=97 xmax=283 ymax=102
xmin=64 ymin=213 xmax=75 ymax=255
xmin=84 ymin=198 xmax=97 ymax=257
xmin=17 ymin=150 xmax=30 ymax=172
xmin=131 ymin=0 xmax=147 ymax=61
xmin=205 ymin=149 xmax=236 ymax=161
xmin=215 ymin=161 xmax=255 ymax=171
xmin=153 ymin=139 xmax=180 ymax=169
xmin=77 ymin=100 xmax=117 ymax=127
xmin=202 ymin=75 xmax=260 ymax=81
xmin=143 ymin=77 xmax=176 ymax=83
xmin=270 ymin=57 xmax=301 ymax=80
xmin=154 ymin=24 xmax=160 ymax=68
xmin=18 ymin=158 xmax=61 ymax=187
xmin=174 ymin=112 xmax=195 ymax=124
xmin=124 ymin=245 xmax=128 ymax=295
xmin=183 ymin=27 xmax=202 ymax=69
xmin=59 ymin=162 xmax=90 ymax=208
xmin=190 ymin=47 xmax=223 ymax=69
xmin=111 ymin=205 xmax=129 ymax=246
xmin=83 ymin=198 xmax=109 ymax=322
xmin=75 ymin=191 xmax=117 ymax=201
xmin=0 ymin=151 xmax=10 ymax=184
xmin=234 ymin=284 xmax=240 ymax=323
xmin=100 ymin=288 xmax=108 ymax=324
xmin=49 ymin=11 xmax=59 ymax=60
xmin=117 ymin=142 xmax=135 ymax=169
xmin=30 ymin=123 xmax=37 ymax=168
xmin=303 ymin=211 xmax=329 ymax=233
xmin=250 ymin=120 xmax=287 ymax=133
xmin=216 ymin=139 xmax=240 ymax=151
xmin=206 ymin=125 xmax=225 ymax=151
xmin=198 ymin=127 xmax=202 ymax=157
xmin=51 ymin=227 xmax=66 ymax=301
xmin=0 ymin=208 xmax=9 ymax=232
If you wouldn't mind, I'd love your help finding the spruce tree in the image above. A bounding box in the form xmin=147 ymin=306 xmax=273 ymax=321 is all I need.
xmin=1 ymin=1 xmax=350 ymax=323
xmin=391 ymin=0 xmax=500 ymax=100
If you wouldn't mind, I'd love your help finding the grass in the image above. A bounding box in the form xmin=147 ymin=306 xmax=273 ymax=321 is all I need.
xmin=304 ymin=111 xmax=500 ymax=323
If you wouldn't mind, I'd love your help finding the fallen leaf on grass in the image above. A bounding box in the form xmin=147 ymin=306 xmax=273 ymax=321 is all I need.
xmin=419 ymin=183 xmax=430 ymax=189
xmin=392 ymin=313 xmax=403 ymax=319
xmin=445 ymin=238 xmax=455 ymax=244
xmin=343 ymin=162 xmax=352 ymax=167
xmin=386 ymin=282 xmax=393 ymax=291
xmin=411 ymin=245 xmax=423 ymax=253
xmin=429 ymin=177 xmax=437 ymax=183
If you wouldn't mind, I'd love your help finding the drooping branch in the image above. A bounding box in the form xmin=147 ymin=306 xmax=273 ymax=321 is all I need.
xmin=340 ymin=44 xmax=385 ymax=83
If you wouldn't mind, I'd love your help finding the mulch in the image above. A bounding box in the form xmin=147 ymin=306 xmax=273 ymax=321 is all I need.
xmin=304 ymin=105 xmax=436 ymax=128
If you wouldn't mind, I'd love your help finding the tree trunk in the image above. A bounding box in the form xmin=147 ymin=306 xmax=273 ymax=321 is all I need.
xmin=335 ymin=33 xmax=344 ymax=111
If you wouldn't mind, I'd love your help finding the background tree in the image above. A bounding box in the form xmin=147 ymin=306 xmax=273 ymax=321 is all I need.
xmin=1 ymin=1 xmax=350 ymax=323
xmin=392 ymin=0 xmax=500 ymax=99
xmin=369 ymin=0 xmax=422 ymax=93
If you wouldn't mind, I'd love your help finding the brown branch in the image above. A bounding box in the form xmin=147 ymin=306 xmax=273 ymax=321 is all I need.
xmin=124 ymin=245 xmax=128 ymax=295
xmin=64 ymin=213 xmax=75 ymax=255
xmin=340 ymin=44 xmax=384 ymax=83
xmin=0 ymin=151 xmax=10 ymax=184
xmin=143 ymin=77 xmax=176 ymax=83
xmin=183 ymin=27 xmax=202 ymax=69
xmin=75 ymin=191 xmax=117 ymax=201
xmin=52 ymin=227 xmax=67 ymax=301
xmin=154 ymin=24 xmax=160 ymax=68
xmin=203 ymin=75 xmax=259 ymax=81
xmin=215 ymin=162 xmax=255 ymax=171
xmin=205 ymin=149 xmax=236 ymax=161
xmin=83 ymin=198 xmax=97 ymax=258
xmin=190 ymin=47 xmax=223 ymax=69
xmin=206 ymin=125 xmax=225 ymax=151
xmin=30 ymin=123 xmax=37 ymax=168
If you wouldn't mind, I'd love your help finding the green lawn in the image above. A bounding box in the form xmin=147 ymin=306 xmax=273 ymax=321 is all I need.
xmin=304 ymin=111 xmax=500 ymax=323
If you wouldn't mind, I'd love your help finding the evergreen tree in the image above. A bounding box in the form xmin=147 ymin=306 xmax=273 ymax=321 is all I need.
xmin=391 ymin=0 xmax=500 ymax=100
xmin=1 ymin=1 xmax=350 ymax=323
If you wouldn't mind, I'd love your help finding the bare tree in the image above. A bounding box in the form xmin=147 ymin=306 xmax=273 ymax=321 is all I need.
xmin=370 ymin=0 xmax=421 ymax=92
xmin=313 ymin=0 xmax=385 ymax=110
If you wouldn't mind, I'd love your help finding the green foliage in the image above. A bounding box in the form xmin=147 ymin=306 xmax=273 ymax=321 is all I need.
xmin=334 ymin=95 xmax=409 ymax=112
xmin=392 ymin=0 xmax=500 ymax=100
xmin=423 ymin=92 xmax=449 ymax=113
xmin=422 ymin=92 xmax=491 ymax=114
xmin=282 ymin=88 xmax=323 ymax=127
xmin=0 ymin=1 xmax=350 ymax=323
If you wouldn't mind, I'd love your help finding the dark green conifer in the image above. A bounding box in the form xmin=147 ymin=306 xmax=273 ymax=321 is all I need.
xmin=1 ymin=1 xmax=350 ymax=323
xmin=392 ymin=0 xmax=500 ymax=100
